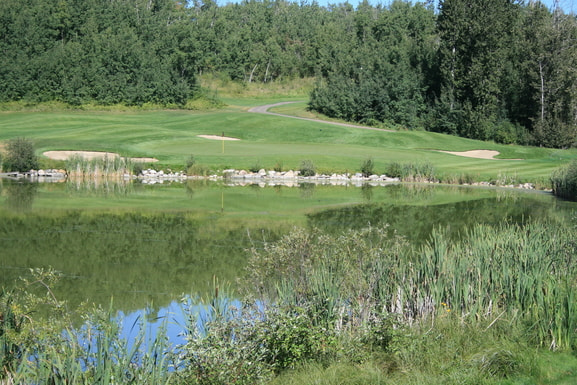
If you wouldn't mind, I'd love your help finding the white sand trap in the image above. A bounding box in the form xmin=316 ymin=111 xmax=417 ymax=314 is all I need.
xmin=43 ymin=151 xmax=158 ymax=163
xmin=439 ymin=150 xmax=501 ymax=160
xmin=198 ymin=135 xmax=240 ymax=141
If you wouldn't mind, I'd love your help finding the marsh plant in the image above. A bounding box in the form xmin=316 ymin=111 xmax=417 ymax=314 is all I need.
xmin=386 ymin=161 xmax=436 ymax=182
xmin=3 ymin=221 xmax=577 ymax=384
xmin=247 ymin=223 xmax=577 ymax=350
xmin=551 ymin=160 xmax=577 ymax=201
xmin=65 ymin=154 xmax=134 ymax=178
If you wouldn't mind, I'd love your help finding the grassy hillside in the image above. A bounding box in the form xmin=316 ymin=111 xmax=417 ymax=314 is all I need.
xmin=0 ymin=80 xmax=575 ymax=184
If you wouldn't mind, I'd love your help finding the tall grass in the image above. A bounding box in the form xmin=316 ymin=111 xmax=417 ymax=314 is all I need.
xmin=386 ymin=161 xmax=436 ymax=182
xmin=551 ymin=160 xmax=577 ymax=201
xmin=65 ymin=154 xmax=134 ymax=179
xmin=3 ymin=220 xmax=576 ymax=384
xmin=248 ymin=222 xmax=577 ymax=350
xmin=7 ymin=302 xmax=177 ymax=384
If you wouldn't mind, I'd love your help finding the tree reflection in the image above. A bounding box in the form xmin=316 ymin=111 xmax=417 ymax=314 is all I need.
xmin=361 ymin=184 xmax=373 ymax=201
xmin=4 ymin=180 xmax=38 ymax=211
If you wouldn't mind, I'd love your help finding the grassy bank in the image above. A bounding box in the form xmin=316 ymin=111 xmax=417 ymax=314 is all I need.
xmin=0 ymin=81 xmax=575 ymax=184
xmin=3 ymin=220 xmax=577 ymax=384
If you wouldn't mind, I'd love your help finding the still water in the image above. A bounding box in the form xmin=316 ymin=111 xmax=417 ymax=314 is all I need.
xmin=1 ymin=178 xmax=575 ymax=319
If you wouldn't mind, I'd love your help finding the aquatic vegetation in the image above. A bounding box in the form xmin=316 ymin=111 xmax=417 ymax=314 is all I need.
xmin=551 ymin=160 xmax=577 ymax=201
xmin=65 ymin=154 xmax=134 ymax=179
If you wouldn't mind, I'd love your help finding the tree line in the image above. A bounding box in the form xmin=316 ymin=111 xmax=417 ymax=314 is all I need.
xmin=1 ymin=0 xmax=576 ymax=147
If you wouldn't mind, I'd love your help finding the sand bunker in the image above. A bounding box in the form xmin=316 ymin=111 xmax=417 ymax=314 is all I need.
xmin=439 ymin=150 xmax=501 ymax=160
xmin=43 ymin=151 xmax=158 ymax=163
xmin=197 ymin=135 xmax=240 ymax=141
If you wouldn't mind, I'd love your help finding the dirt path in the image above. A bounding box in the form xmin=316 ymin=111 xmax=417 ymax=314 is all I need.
xmin=248 ymin=101 xmax=396 ymax=132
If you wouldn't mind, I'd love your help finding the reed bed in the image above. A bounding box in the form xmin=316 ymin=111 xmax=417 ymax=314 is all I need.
xmin=551 ymin=160 xmax=577 ymax=201
xmin=248 ymin=222 xmax=577 ymax=350
xmin=3 ymin=221 xmax=576 ymax=384
xmin=65 ymin=154 xmax=134 ymax=179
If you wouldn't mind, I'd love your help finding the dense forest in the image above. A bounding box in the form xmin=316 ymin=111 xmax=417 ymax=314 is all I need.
xmin=1 ymin=0 xmax=576 ymax=147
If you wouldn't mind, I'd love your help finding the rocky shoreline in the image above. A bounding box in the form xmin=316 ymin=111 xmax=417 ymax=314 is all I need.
xmin=139 ymin=168 xmax=537 ymax=190
xmin=1 ymin=168 xmax=538 ymax=190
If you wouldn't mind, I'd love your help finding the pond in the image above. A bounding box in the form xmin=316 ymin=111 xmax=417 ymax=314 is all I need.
xmin=1 ymin=178 xmax=576 ymax=320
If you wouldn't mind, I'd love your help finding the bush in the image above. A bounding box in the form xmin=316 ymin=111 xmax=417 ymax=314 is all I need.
xmin=299 ymin=160 xmax=316 ymax=177
xmin=181 ymin=302 xmax=336 ymax=385
xmin=273 ymin=161 xmax=283 ymax=172
xmin=2 ymin=137 xmax=39 ymax=172
xmin=249 ymin=160 xmax=263 ymax=173
xmin=132 ymin=162 xmax=144 ymax=176
xmin=185 ymin=154 xmax=196 ymax=169
xmin=360 ymin=157 xmax=375 ymax=177
xmin=187 ymin=163 xmax=211 ymax=176
xmin=551 ymin=160 xmax=577 ymax=201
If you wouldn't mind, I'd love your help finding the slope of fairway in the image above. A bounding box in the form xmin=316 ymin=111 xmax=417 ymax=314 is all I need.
xmin=0 ymin=99 xmax=575 ymax=182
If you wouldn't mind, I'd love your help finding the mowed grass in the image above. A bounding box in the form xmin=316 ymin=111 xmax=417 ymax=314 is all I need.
xmin=1 ymin=96 xmax=575 ymax=183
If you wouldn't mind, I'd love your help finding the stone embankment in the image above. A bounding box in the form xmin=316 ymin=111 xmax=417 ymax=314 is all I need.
xmin=137 ymin=168 xmax=188 ymax=184
xmin=0 ymin=168 xmax=537 ymax=190
xmin=221 ymin=169 xmax=400 ymax=186
xmin=136 ymin=168 xmax=537 ymax=189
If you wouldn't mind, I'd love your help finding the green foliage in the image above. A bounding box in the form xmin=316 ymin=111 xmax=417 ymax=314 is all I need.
xmin=299 ymin=159 xmax=316 ymax=177
xmin=273 ymin=160 xmax=283 ymax=172
xmin=249 ymin=222 xmax=577 ymax=351
xmin=0 ymin=289 xmax=28 ymax=379
xmin=360 ymin=157 xmax=375 ymax=177
xmin=258 ymin=306 xmax=336 ymax=372
xmin=182 ymin=297 xmax=336 ymax=384
xmin=249 ymin=160 xmax=263 ymax=173
xmin=551 ymin=160 xmax=577 ymax=201
xmin=0 ymin=0 xmax=196 ymax=107
xmin=187 ymin=163 xmax=212 ymax=176
xmin=186 ymin=154 xmax=197 ymax=170
xmin=133 ymin=162 xmax=144 ymax=176
xmin=385 ymin=161 xmax=435 ymax=182
xmin=65 ymin=154 xmax=132 ymax=178
xmin=2 ymin=137 xmax=39 ymax=172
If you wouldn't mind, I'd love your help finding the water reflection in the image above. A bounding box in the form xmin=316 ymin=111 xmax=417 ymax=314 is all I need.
xmin=299 ymin=182 xmax=315 ymax=199
xmin=2 ymin=179 xmax=38 ymax=211
xmin=360 ymin=184 xmax=373 ymax=201
xmin=1 ymin=179 xmax=575 ymax=317
xmin=66 ymin=177 xmax=135 ymax=197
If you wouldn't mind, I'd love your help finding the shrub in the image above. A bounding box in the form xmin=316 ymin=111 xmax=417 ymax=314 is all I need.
xmin=386 ymin=162 xmax=403 ymax=178
xmin=132 ymin=162 xmax=144 ymax=176
xmin=360 ymin=157 xmax=374 ymax=177
xmin=187 ymin=163 xmax=211 ymax=176
xmin=249 ymin=160 xmax=263 ymax=173
xmin=2 ymin=137 xmax=39 ymax=172
xmin=258 ymin=306 xmax=336 ymax=372
xmin=273 ymin=160 xmax=283 ymax=172
xmin=551 ymin=160 xmax=577 ymax=201
xmin=182 ymin=311 xmax=273 ymax=385
xmin=185 ymin=154 xmax=196 ymax=169
xmin=299 ymin=159 xmax=316 ymax=177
